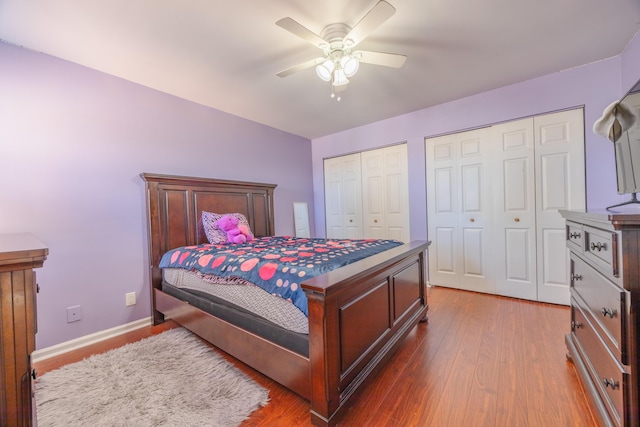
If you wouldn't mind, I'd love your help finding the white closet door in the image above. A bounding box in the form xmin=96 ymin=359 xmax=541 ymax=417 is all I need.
xmin=535 ymin=109 xmax=585 ymax=305
xmin=426 ymin=128 xmax=494 ymax=293
xmin=324 ymin=154 xmax=363 ymax=239
xmin=361 ymin=149 xmax=385 ymax=239
xmin=361 ymin=144 xmax=410 ymax=242
xmin=491 ymin=118 xmax=538 ymax=300
xmin=426 ymin=108 xmax=585 ymax=304
xmin=426 ymin=134 xmax=459 ymax=288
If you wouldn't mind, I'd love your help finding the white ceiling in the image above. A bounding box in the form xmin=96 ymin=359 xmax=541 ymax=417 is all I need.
xmin=1 ymin=0 xmax=639 ymax=139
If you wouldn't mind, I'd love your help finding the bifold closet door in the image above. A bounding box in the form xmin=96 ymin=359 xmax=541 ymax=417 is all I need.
xmin=425 ymin=127 xmax=495 ymax=294
xmin=361 ymin=144 xmax=410 ymax=242
xmin=324 ymin=153 xmax=363 ymax=239
xmin=426 ymin=108 xmax=585 ymax=305
xmin=534 ymin=109 xmax=585 ymax=304
xmin=491 ymin=118 xmax=538 ymax=300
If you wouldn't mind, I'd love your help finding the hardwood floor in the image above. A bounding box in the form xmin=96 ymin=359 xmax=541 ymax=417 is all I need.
xmin=33 ymin=286 xmax=596 ymax=426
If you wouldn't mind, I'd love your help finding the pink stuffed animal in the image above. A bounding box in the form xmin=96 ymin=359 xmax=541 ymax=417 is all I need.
xmin=216 ymin=215 xmax=253 ymax=244
xmin=237 ymin=224 xmax=254 ymax=242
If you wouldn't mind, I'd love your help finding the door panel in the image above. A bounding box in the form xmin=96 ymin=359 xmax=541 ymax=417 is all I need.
xmin=427 ymin=128 xmax=493 ymax=293
xmin=382 ymin=145 xmax=410 ymax=242
xmin=324 ymin=154 xmax=363 ymax=239
xmin=503 ymin=158 xmax=528 ymax=210
xmin=540 ymin=153 xmax=569 ymax=210
xmin=535 ymin=109 xmax=585 ymax=304
xmin=461 ymin=164 xmax=482 ymax=212
xmin=435 ymin=168 xmax=454 ymax=213
xmin=505 ymin=228 xmax=532 ymax=281
xmin=325 ymin=162 xmax=344 ymax=238
xmin=492 ymin=118 xmax=537 ymax=300
xmin=361 ymin=144 xmax=410 ymax=242
xmin=462 ymin=228 xmax=485 ymax=277
xmin=542 ymin=228 xmax=568 ymax=286
xmin=435 ymin=227 xmax=456 ymax=273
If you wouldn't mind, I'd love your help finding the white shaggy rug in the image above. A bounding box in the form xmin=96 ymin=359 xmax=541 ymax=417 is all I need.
xmin=35 ymin=328 xmax=269 ymax=427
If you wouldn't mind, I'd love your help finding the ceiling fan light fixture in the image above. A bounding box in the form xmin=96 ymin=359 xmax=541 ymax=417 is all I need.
xmin=316 ymin=59 xmax=334 ymax=82
xmin=340 ymin=55 xmax=359 ymax=77
xmin=277 ymin=0 xmax=404 ymax=100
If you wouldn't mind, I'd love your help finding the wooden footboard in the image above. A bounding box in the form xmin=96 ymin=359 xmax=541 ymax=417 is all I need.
xmin=304 ymin=240 xmax=429 ymax=426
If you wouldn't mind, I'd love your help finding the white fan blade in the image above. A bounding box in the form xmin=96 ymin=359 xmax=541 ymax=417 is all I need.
xmin=344 ymin=1 xmax=395 ymax=47
xmin=355 ymin=50 xmax=406 ymax=68
xmin=277 ymin=57 xmax=326 ymax=77
xmin=276 ymin=17 xmax=327 ymax=50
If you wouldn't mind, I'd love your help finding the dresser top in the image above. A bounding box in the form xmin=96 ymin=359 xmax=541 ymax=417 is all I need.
xmin=559 ymin=209 xmax=640 ymax=230
xmin=0 ymin=233 xmax=48 ymax=266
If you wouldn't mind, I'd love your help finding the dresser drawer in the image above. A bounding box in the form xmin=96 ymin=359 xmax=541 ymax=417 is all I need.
xmin=583 ymin=225 xmax=619 ymax=281
xmin=566 ymin=221 xmax=584 ymax=252
xmin=572 ymin=301 xmax=626 ymax=427
xmin=571 ymin=254 xmax=626 ymax=362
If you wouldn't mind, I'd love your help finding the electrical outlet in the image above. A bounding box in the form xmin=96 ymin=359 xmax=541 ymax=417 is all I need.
xmin=67 ymin=305 xmax=82 ymax=323
xmin=125 ymin=292 xmax=136 ymax=306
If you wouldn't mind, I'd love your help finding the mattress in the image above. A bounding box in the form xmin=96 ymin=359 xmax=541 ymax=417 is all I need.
xmin=162 ymin=268 xmax=309 ymax=334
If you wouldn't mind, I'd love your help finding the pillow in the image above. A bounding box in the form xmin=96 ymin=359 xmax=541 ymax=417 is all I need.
xmin=202 ymin=211 xmax=253 ymax=244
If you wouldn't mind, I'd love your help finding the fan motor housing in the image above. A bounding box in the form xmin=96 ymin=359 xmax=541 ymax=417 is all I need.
xmin=321 ymin=23 xmax=352 ymax=45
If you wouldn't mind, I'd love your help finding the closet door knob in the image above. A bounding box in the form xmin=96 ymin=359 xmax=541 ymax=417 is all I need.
xmin=470 ymin=218 xmax=475 ymax=223
xmin=349 ymin=219 xmax=353 ymax=223
xmin=514 ymin=217 xmax=520 ymax=222
xmin=374 ymin=219 xmax=378 ymax=223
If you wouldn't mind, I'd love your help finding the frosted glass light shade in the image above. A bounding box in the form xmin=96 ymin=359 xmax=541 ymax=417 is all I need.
xmin=332 ymin=69 xmax=349 ymax=86
xmin=340 ymin=56 xmax=359 ymax=77
xmin=316 ymin=59 xmax=334 ymax=82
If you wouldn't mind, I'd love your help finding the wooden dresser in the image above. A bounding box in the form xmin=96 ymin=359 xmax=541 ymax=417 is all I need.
xmin=0 ymin=233 xmax=48 ymax=427
xmin=559 ymin=211 xmax=639 ymax=427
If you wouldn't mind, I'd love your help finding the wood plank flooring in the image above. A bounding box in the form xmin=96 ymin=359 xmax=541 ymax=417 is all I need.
xmin=33 ymin=286 xmax=596 ymax=426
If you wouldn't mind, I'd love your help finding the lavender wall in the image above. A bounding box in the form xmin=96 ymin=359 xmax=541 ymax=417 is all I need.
xmin=311 ymin=31 xmax=640 ymax=241
xmin=0 ymin=42 xmax=313 ymax=349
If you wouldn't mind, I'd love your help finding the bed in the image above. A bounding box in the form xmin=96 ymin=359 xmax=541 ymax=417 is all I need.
xmin=140 ymin=172 xmax=430 ymax=426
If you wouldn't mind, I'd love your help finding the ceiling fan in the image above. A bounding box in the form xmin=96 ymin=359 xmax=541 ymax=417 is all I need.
xmin=276 ymin=0 xmax=406 ymax=100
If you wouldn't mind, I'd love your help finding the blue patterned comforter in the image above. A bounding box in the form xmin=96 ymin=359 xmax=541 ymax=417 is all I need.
xmin=159 ymin=236 xmax=403 ymax=316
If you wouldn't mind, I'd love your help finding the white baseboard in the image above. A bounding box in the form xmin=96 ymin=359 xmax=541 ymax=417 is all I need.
xmin=32 ymin=317 xmax=152 ymax=363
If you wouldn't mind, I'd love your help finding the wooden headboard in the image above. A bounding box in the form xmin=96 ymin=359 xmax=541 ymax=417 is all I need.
xmin=140 ymin=173 xmax=276 ymax=309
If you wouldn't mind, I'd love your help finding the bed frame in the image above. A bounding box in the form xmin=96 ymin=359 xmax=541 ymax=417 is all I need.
xmin=140 ymin=172 xmax=430 ymax=426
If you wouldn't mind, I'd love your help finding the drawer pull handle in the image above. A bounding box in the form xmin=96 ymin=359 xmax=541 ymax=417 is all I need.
xmin=470 ymin=218 xmax=475 ymax=223
xmin=590 ymin=242 xmax=605 ymax=251
xmin=602 ymin=378 xmax=618 ymax=389
xmin=569 ymin=232 xmax=581 ymax=239
xmin=514 ymin=217 xmax=520 ymax=222
xmin=601 ymin=307 xmax=616 ymax=318
xmin=32 ymin=369 xmax=37 ymax=380
xmin=571 ymin=321 xmax=583 ymax=329
xmin=570 ymin=274 xmax=582 ymax=281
